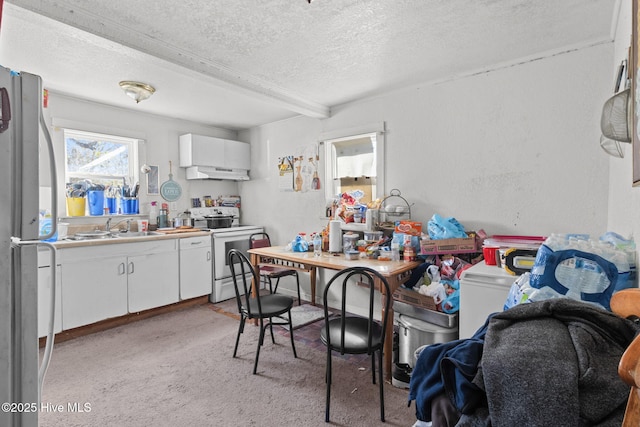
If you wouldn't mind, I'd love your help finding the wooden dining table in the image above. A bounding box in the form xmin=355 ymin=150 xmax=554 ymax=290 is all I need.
xmin=248 ymin=246 xmax=421 ymax=381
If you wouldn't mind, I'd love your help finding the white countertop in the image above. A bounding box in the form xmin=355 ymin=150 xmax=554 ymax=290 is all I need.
xmin=50 ymin=229 xmax=212 ymax=249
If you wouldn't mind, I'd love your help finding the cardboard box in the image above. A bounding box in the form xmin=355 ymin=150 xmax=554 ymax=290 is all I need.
xmin=392 ymin=286 xmax=438 ymax=312
xmin=420 ymin=232 xmax=479 ymax=255
xmin=394 ymin=221 xmax=422 ymax=236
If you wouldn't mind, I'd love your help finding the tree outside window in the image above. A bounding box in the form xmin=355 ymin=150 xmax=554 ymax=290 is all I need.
xmin=64 ymin=129 xmax=139 ymax=191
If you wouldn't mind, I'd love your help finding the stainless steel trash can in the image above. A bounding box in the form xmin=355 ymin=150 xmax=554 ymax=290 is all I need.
xmin=397 ymin=314 xmax=459 ymax=368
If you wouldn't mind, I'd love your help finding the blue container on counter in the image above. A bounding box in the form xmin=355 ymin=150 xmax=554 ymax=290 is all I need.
xmin=106 ymin=197 xmax=117 ymax=214
xmin=121 ymin=197 xmax=139 ymax=214
xmin=88 ymin=190 xmax=105 ymax=216
xmin=39 ymin=217 xmax=57 ymax=242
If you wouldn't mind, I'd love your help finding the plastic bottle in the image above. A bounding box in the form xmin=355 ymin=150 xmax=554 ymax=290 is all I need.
xmin=391 ymin=242 xmax=401 ymax=261
xmin=39 ymin=210 xmax=57 ymax=242
xmin=313 ymin=233 xmax=322 ymax=257
xmin=149 ymin=201 xmax=158 ymax=230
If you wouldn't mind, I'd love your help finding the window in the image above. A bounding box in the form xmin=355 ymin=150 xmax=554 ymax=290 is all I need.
xmin=323 ymin=125 xmax=385 ymax=205
xmin=64 ymin=129 xmax=140 ymax=190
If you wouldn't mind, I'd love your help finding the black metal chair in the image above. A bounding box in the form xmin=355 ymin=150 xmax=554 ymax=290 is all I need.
xmin=320 ymin=266 xmax=391 ymax=423
xmin=249 ymin=232 xmax=302 ymax=305
xmin=228 ymin=249 xmax=297 ymax=374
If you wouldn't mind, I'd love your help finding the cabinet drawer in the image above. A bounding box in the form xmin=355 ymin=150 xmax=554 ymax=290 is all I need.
xmin=179 ymin=236 xmax=211 ymax=249
xmin=58 ymin=239 xmax=177 ymax=262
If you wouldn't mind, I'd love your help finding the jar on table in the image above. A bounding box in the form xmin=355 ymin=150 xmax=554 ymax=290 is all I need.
xmin=404 ymin=246 xmax=416 ymax=262
xmin=343 ymin=232 xmax=358 ymax=254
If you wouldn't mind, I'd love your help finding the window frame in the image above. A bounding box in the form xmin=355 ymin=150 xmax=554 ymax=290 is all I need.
xmin=63 ymin=128 xmax=140 ymax=189
xmin=322 ymin=124 xmax=385 ymax=203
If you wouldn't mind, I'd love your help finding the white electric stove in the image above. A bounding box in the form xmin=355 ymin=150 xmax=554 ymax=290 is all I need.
xmin=187 ymin=206 xmax=263 ymax=302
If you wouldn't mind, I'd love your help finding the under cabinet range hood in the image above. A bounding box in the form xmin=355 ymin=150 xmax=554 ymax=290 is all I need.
xmin=185 ymin=166 xmax=249 ymax=181
xmin=179 ymin=133 xmax=250 ymax=181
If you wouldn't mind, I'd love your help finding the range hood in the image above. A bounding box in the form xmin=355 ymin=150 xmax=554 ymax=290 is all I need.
xmin=185 ymin=166 xmax=249 ymax=181
xmin=179 ymin=133 xmax=251 ymax=181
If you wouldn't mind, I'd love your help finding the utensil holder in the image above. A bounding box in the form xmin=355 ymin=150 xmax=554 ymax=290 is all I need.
xmin=66 ymin=197 xmax=86 ymax=216
xmin=88 ymin=190 xmax=105 ymax=216
xmin=122 ymin=197 xmax=139 ymax=214
xmin=106 ymin=197 xmax=117 ymax=214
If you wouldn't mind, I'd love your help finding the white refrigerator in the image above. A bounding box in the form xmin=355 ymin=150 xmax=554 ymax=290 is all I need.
xmin=459 ymin=262 xmax=517 ymax=339
xmin=0 ymin=67 xmax=58 ymax=426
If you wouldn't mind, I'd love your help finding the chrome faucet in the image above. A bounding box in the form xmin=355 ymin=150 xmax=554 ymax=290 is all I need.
xmin=106 ymin=218 xmax=132 ymax=232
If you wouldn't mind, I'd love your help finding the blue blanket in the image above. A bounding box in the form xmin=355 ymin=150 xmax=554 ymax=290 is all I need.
xmin=408 ymin=316 xmax=492 ymax=421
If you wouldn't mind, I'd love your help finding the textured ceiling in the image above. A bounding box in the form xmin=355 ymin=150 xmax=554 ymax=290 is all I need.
xmin=0 ymin=0 xmax=620 ymax=130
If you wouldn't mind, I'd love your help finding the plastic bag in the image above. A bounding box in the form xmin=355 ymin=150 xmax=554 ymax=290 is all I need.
xmin=503 ymin=273 xmax=532 ymax=310
xmin=427 ymin=213 xmax=467 ymax=240
xmin=392 ymin=225 xmax=421 ymax=253
xmin=529 ymin=246 xmax=621 ymax=310
xmin=291 ymin=235 xmax=309 ymax=252
xmin=419 ymin=282 xmax=447 ymax=305
xmin=441 ymin=289 xmax=459 ymax=314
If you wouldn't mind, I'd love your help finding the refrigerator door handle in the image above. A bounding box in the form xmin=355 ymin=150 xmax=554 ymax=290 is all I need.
xmin=38 ymin=101 xmax=58 ymax=241
xmin=36 ymin=242 xmax=57 ymax=404
xmin=0 ymin=87 xmax=10 ymax=133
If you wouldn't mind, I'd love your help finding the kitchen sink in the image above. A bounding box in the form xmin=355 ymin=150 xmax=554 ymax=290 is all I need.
xmin=69 ymin=230 xmax=114 ymax=240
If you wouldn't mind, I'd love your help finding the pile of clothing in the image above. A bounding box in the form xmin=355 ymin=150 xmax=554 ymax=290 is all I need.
xmin=408 ymin=298 xmax=640 ymax=426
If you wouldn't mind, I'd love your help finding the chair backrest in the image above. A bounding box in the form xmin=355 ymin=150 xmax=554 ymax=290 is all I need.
xmin=227 ymin=249 xmax=262 ymax=317
xmin=611 ymin=288 xmax=640 ymax=427
xmin=250 ymin=232 xmax=271 ymax=249
xmin=322 ymin=266 xmax=391 ymax=354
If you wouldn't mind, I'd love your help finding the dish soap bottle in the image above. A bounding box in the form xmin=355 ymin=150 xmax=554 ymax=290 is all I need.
xmin=149 ymin=201 xmax=158 ymax=231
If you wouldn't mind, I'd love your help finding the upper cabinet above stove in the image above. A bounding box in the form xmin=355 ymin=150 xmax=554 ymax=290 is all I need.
xmin=179 ymin=133 xmax=250 ymax=181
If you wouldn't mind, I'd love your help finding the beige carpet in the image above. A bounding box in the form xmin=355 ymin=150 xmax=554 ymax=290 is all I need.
xmin=282 ymin=303 xmax=328 ymax=330
xmin=39 ymin=304 xmax=417 ymax=426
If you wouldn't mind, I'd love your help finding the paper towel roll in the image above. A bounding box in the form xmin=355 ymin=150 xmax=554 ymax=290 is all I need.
xmin=329 ymin=220 xmax=342 ymax=253
xmin=365 ymin=209 xmax=374 ymax=232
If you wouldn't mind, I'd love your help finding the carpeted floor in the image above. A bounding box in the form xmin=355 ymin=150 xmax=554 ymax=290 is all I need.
xmin=210 ymin=296 xmax=366 ymax=364
xmin=39 ymin=302 xmax=417 ymax=427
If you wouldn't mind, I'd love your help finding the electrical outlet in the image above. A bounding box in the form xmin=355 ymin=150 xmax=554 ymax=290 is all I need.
xmin=170 ymin=202 xmax=177 ymax=211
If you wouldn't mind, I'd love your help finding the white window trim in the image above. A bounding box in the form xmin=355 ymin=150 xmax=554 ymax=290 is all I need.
xmin=321 ymin=122 xmax=385 ymax=202
xmin=63 ymin=128 xmax=141 ymax=186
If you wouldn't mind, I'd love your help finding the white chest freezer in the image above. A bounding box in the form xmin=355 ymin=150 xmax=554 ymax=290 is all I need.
xmin=459 ymin=263 xmax=519 ymax=339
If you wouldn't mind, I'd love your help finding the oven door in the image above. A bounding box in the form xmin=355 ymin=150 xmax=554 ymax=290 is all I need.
xmin=212 ymin=228 xmax=262 ymax=280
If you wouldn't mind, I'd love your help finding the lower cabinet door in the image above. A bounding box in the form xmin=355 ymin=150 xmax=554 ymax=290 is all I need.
xmin=61 ymin=256 xmax=128 ymax=330
xmin=179 ymin=243 xmax=212 ymax=300
xmin=127 ymin=251 xmax=179 ymax=312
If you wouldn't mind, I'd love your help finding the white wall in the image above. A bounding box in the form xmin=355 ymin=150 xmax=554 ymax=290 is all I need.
xmin=241 ymin=44 xmax=613 ymax=239
xmin=43 ymin=92 xmax=240 ymax=219
xmin=608 ymin=1 xmax=640 ymax=253
xmin=238 ymin=40 xmax=615 ymax=303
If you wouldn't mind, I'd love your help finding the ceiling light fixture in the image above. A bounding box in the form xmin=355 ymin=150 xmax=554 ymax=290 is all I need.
xmin=119 ymin=81 xmax=155 ymax=103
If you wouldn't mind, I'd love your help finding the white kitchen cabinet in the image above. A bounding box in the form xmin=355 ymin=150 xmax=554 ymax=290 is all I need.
xmin=38 ymin=249 xmax=62 ymax=338
xmin=179 ymin=133 xmax=250 ymax=170
xmin=59 ymin=239 xmax=179 ymax=329
xmin=60 ymin=254 xmax=127 ymax=330
xmin=60 ymin=254 xmax=129 ymax=330
xmin=179 ymin=236 xmax=212 ymax=300
xmin=127 ymin=245 xmax=180 ymax=312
